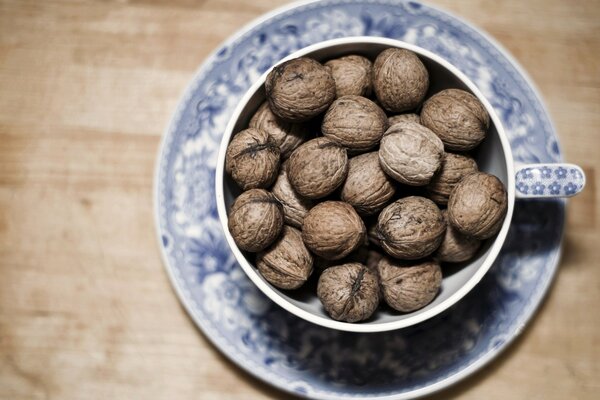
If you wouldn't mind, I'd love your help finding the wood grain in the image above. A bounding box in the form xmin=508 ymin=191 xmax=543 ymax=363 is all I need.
xmin=0 ymin=0 xmax=598 ymax=399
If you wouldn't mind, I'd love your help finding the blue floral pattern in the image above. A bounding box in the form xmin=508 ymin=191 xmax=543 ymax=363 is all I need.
xmin=515 ymin=164 xmax=584 ymax=198
xmin=155 ymin=1 xmax=566 ymax=398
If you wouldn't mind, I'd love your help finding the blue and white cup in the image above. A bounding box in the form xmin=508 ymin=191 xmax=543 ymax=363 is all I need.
xmin=216 ymin=37 xmax=585 ymax=333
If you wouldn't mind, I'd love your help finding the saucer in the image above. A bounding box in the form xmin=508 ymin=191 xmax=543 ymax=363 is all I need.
xmin=154 ymin=1 xmax=564 ymax=398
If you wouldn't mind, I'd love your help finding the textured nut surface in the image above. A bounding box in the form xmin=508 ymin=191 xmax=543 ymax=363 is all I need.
xmin=225 ymin=128 xmax=280 ymax=190
xmin=317 ymin=263 xmax=380 ymax=322
xmin=372 ymin=48 xmax=429 ymax=112
xmin=378 ymin=257 xmax=442 ymax=312
xmin=436 ymin=210 xmax=481 ymax=263
xmin=388 ymin=113 xmax=420 ymax=126
xmin=340 ymin=152 xmax=396 ymax=215
xmin=228 ymin=189 xmax=283 ymax=252
xmin=322 ymin=95 xmax=388 ymax=152
xmin=427 ymin=153 xmax=478 ymax=205
xmin=448 ymin=172 xmax=508 ymax=239
xmin=249 ymin=102 xmax=309 ymax=158
xmin=271 ymin=160 xmax=313 ymax=228
xmin=302 ymin=201 xmax=366 ymax=260
xmin=325 ymin=55 xmax=373 ymax=98
xmin=256 ymin=226 xmax=313 ymax=289
xmin=265 ymin=57 xmax=336 ymax=122
xmin=421 ymin=89 xmax=490 ymax=151
xmin=379 ymin=121 xmax=444 ymax=186
xmin=376 ymin=196 xmax=446 ymax=259
xmin=287 ymin=137 xmax=348 ymax=199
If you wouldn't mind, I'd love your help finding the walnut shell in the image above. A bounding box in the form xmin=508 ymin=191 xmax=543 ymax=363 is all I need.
xmin=377 ymin=257 xmax=442 ymax=312
xmin=271 ymin=160 xmax=313 ymax=228
xmin=436 ymin=210 xmax=481 ymax=263
xmin=340 ymin=152 xmax=396 ymax=216
xmin=302 ymin=201 xmax=366 ymax=260
xmin=322 ymin=95 xmax=388 ymax=152
xmin=388 ymin=113 xmax=420 ymax=126
xmin=325 ymin=55 xmax=373 ymax=98
xmin=379 ymin=121 xmax=444 ymax=186
xmin=426 ymin=153 xmax=478 ymax=205
xmin=256 ymin=226 xmax=313 ymax=289
xmin=287 ymin=137 xmax=348 ymax=199
xmin=421 ymin=89 xmax=490 ymax=151
xmin=376 ymin=196 xmax=446 ymax=260
xmin=225 ymin=128 xmax=280 ymax=190
xmin=228 ymin=189 xmax=283 ymax=252
xmin=265 ymin=57 xmax=336 ymax=122
xmin=249 ymin=102 xmax=309 ymax=158
xmin=372 ymin=48 xmax=429 ymax=113
xmin=447 ymin=172 xmax=508 ymax=239
xmin=317 ymin=263 xmax=380 ymax=322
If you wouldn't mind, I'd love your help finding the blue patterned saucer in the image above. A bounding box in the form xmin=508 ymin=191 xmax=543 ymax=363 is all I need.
xmin=154 ymin=1 xmax=564 ymax=398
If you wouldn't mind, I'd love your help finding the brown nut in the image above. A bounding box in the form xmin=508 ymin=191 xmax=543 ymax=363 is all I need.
xmin=271 ymin=160 xmax=314 ymax=228
xmin=376 ymin=196 xmax=446 ymax=260
xmin=228 ymin=189 xmax=283 ymax=252
xmin=325 ymin=55 xmax=373 ymax=98
xmin=340 ymin=152 xmax=396 ymax=216
xmin=427 ymin=153 xmax=478 ymax=205
xmin=388 ymin=113 xmax=420 ymax=126
xmin=287 ymin=137 xmax=348 ymax=199
xmin=256 ymin=226 xmax=313 ymax=290
xmin=302 ymin=201 xmax=366 ymax=260
xmin=317 ymin=263 xmax=380 ymax=322
xmin=379 ymin=121 xmax=444 ymax=186
xmin=421 ymin=89 xmax=490 ymax=151
xmin=372 ymin=48 xmax=429 ymax=113
xmin=447 ymin=172 xmax=508 ymax=239
xmin=249 ymin=102 xmax=309 ymax=158
xmin=436 ymin=210 xmax=481 ymax=263
xmin=322 ymin=95 xmax=388 ymax=152
xmin=377 ymin=257 xmax=442 ymax=312
xmin=225 ymin=128 xmax=280 ymax=190
xmin=265 ymin=57 xmax=336 ymax=122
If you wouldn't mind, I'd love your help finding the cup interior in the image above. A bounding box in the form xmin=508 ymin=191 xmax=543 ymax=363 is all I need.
xmin=216 ymin=38 xmax=514 ymax=332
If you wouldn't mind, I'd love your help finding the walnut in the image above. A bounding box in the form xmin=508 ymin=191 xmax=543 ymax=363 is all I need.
xmin=302 ymin=201 xmax=366 ymax=260
xmin=265 ymin=57 xmax=336 ymax=122
xmin=388 ymin=113 xmax=420 ymax=126
xmin=447 ymin=172 xmax=508 ymax=239
xmin=421 ymin=89 xmax=490 ymax=151
xmin=249 ymin=102 xmax=309 ymax=158
xmin=376 ymin=196 xmax=446 ymax=260
xmin=225 ymin=128 xmax=280 ymax=190
xmin=322 ymin=95 xmax=388 ymax=152
xmin=287 ymin=137 xmax=348 ymax=199
xmin=379 ymin=120 xmax=444 ymax=186
xmin=256 ymin=226 xmax=313 ymax=289
xmin=324 ymin=55 xmax=372 ymax=98
xmin=377 ymin=257 xmax=442 ymax=312
xmin=271 ymin=160 xmax=313 ymax=228
xmin=228 ymin=189 xmax=283 ymax=252
xmin=372 ymin=48 xmax=429 ymax=113
xmin=436 ymin=210 xmax=481 ymax=263
xmin=317 ymin=263 xmax=379 ymax=322
xmin=340 ymin=152 xmax=396 ymax=216
xmin=427 ymin=153 xmax=478 ymax=205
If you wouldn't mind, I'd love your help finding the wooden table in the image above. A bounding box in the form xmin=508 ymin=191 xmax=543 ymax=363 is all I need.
xmin=0 ymin=0 xmax=598 ymax=398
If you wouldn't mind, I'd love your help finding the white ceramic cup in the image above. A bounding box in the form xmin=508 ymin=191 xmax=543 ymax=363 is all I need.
xmin=215 ymin=37 xmax=585 ymax=333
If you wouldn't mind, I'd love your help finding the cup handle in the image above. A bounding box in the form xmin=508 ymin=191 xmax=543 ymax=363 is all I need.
xmin=514 ymin=163 xmax=586 ymax=199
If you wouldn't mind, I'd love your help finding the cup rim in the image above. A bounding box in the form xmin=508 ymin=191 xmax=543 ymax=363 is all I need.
xmin=215 ymin=36 xmax=515 ymax=333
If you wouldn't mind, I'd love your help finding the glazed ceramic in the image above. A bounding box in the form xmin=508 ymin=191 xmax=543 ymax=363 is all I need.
xmin=155 ymin=0 xmax=579 ymax=398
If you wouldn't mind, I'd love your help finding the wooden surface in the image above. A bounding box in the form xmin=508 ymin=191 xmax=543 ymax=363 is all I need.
xmin=0 ymin=0 xmax=598 ymax=398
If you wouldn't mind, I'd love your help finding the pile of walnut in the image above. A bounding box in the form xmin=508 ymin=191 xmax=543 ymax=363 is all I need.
xmin=226 ymin=49 xmax=508 ymax=323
